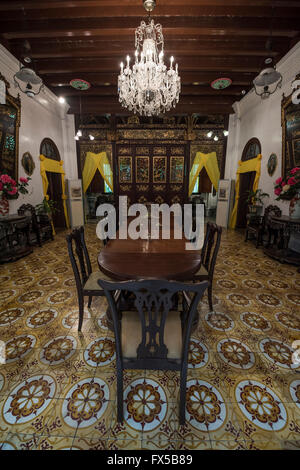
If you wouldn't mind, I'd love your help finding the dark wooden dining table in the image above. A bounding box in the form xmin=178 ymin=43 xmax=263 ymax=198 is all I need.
xmin=97 ymin=219 xmax=201 ymax=281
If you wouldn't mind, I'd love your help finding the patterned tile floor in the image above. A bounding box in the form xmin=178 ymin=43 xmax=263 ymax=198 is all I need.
xmin=0 ymin=225 xmax=300 ymax=450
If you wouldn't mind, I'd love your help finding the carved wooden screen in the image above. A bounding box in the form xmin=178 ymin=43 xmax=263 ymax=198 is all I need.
xmin=115 ymin=143 xmax=189 ymax=206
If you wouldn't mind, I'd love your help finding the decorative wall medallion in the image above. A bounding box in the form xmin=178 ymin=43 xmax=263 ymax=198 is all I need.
xmin=185 ymin=379 xmax=226 ymax=431
xmin=2 ymin=375 xmax=56 ymax=424
xmin=21 ymin=152 xmax=35 ymax=176
xmin=154 ymin=195 xmax=165 ymax=204
xmin=171 ymin=195 xmax=181 ymax=204
xmin=235 ymin=380 xmax=287 ymax=431
xmin=267 ymin=153 xmax=277 ymax=176
xmin=62 ymin=378 xmax=109 ymax=428
xmin=124 ymin=378 xmax=167 ymax=432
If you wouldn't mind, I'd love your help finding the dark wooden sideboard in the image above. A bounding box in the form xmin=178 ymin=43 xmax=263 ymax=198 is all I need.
xmin=0 ymin=214 xmax=33 ymax=263
xmin=263 ymin=215 xmax=300 ymax=268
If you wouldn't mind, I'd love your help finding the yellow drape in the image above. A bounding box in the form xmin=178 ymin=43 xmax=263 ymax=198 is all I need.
xmin=189 ymin=151 xmax=220 ymax=196
xmin=82 ymin=151 xmax=113 ymax=193
xmin=39 ymin=154 xmax=70 ymax=233
xmin=229 ymin=153 xmax=262 ymax=229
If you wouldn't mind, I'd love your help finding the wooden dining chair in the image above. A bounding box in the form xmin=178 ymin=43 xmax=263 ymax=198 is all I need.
xmin=192 ymin=221 xmax=222 ymax=311
xmin=98 ymin=278 xmax=209 ymax=425
xmin=66 ymin=226 xmax=112 ymax=331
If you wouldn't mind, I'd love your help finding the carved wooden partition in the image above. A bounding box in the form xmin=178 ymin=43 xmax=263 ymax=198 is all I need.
xmin=115 ymin=142 xmax=190 ymax=206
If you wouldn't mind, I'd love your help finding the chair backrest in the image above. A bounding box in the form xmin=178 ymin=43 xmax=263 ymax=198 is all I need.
xmin=18 ymin=204 xmax=38 ymax=225
xmin=66 ymin=226 xmax=92 ymax=289
xmin=263 ymin=205 xmax=282 ymax=224
xmin=98 ymin=278 xmax=208 ymax=371
xmin=201 ymin=222 xmax=222 ymax=278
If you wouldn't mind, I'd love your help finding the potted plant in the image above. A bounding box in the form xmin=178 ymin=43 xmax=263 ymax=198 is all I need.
xmin=35 ymin=197 xmax=58 ymax=222
xmin=274 ymin=167 xmax=300 ymax=219
xmin=246 ymin=189 xmax=269 ymax=215
xmin=0 ymin=174 xmax=31 ymax=216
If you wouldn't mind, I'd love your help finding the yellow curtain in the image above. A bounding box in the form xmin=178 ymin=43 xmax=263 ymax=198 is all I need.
xmin=82 ymin=151 xmax=113 ymax=193
xmin=189 ymin=151 xmax=220 ymax=196
xmin=39 ymin=154 xmax=70 ymax=233
xmin=229 ymin=153 xmax=262 ymax=229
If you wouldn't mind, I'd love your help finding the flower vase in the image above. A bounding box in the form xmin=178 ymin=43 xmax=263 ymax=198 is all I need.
xmin=289 ymin=191 xmax=300 ymax=219
xmin=0 ymin=197 xmax=9 ymax=217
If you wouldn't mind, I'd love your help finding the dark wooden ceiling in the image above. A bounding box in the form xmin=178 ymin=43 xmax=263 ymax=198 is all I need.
xmin=1 ymin=0 xmax=299 ymax=116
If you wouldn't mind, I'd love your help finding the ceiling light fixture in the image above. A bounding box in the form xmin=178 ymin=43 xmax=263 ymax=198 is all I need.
xmin=58 ymin=96 xmax=65 ymax=104
xmin=207 ymin=131 xmax=213 ymax=138
xmin=253 ymin=61 xmax=282 ymax=100
xmin=13 ymin=62 xmax=44 ymax=98
xmin=253 ymin=3 xmax=282 ymax=100
xmin=118 ymin=0 xmax=181 ymax=116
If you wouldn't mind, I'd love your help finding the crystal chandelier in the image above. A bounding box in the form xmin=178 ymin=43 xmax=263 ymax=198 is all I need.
xmin=118 ymin=0 xmax=181 ymax=116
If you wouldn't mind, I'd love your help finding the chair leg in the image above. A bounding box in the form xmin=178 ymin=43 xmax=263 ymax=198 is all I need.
xmin=88 ymin=296 xmax=93 ymax=308
xmin=179 ymin=367 xmax=187 ymax=425
xmin=208 ymin=284 xmax=213 ymax=311
xmin=117 ymin=368 xmax=124 ymax=423
xmin=78 ymin=293 xmax=84 ymax=332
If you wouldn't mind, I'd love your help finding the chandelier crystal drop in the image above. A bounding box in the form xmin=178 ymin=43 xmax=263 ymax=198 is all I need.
xmin=118 ymin=16 xmax=181 ymax=116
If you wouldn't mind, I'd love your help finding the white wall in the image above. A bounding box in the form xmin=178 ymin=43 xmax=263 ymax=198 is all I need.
xmin=225 ymin=41 xmax=300 ymax=216
xmin=0 ymin=44 xmax=77 ymax=213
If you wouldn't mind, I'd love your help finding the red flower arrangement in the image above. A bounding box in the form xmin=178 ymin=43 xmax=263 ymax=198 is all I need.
xmin=0 ymin=174 xmax=31 ymax=200
xmin=274 ymin=167 xmax=300 ymax=200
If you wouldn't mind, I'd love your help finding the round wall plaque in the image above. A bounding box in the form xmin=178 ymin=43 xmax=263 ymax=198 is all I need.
xmin=21 ymin=152 xmax=35 ymax=176
xmin=70 ymin=79 xmax=91 ymax=90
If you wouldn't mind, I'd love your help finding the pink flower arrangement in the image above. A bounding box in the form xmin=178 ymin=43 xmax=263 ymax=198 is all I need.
xmin=274 ymin=167 xmax=300 ymax=201
xmin=0 ymin=174 xmax=31 ymax=200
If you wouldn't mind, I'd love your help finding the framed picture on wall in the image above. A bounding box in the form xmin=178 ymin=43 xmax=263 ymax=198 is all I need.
xmin=281 ymin=73 xmax=300 ymax=177
xmin=218 ymin=179 xmax=230 ymax=201
xmin=267 ymin=153 xmax=277 ymax=176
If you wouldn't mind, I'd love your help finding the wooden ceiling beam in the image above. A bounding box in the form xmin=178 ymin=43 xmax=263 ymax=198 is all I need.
xmin=1 ymin=0 xmax=300 ymax=12
xmin=1 ymin=5 xmax=300 ymax=20
xmin=44 ymin=71 xmax=254 ymax=87
xmin=53 ymin=84 xmax=247 ymax=97
xmin=11 ymin=41 xmax=284 ymax=59
xmin=67 ymin=103 xmax=234 ymax=116
xmin=34 ymin=56 xmax=265 ymax=74
xmin=65 ymin=95 xmax=235 ymax=107
xmin=1 ymin=17 xmax=299 ymax=40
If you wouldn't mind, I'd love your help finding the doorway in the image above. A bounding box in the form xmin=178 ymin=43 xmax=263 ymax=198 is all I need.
xmin=46 ymin=171 xmax=67 ymax=231
xmin=236 ymin=171 xmax=256 ymax=228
